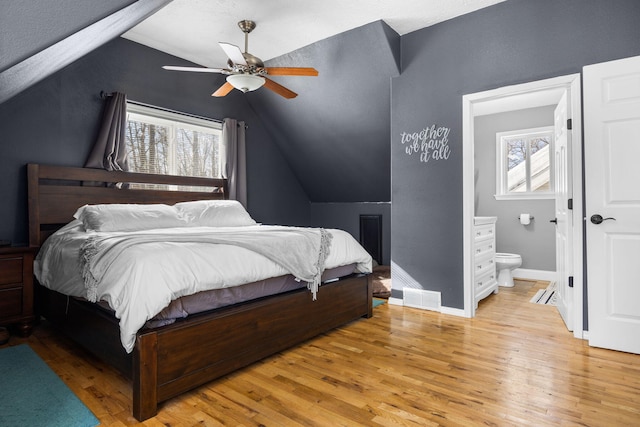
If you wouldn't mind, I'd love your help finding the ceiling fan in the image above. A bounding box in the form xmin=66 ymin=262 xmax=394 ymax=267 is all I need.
xmin=162 ymin=20 xmax=318 ymax=99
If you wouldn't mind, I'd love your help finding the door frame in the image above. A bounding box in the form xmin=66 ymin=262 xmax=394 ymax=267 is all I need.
xmin=462 ymin=74 xmax=584 ymax=339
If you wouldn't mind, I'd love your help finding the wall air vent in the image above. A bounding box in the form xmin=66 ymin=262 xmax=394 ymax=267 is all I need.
xmin=403 ymin=287 xmax=441 ymax=311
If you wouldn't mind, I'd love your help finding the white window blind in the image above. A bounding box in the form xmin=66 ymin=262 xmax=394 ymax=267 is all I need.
xmin=125 ymin=103 xmax=223 ymax=190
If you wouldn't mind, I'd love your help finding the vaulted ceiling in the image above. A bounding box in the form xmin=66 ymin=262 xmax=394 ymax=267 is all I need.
xmin=122 ymin=0 xmax=507 ymax=70
xmin=120 ymin=0 xmax=504 ymax=203
xmin=1 ymin=0 xmax=506 ymax=204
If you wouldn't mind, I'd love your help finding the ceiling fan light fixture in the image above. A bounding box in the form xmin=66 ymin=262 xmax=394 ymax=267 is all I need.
xmin=226 ymin=74 xmax=265 ymax=93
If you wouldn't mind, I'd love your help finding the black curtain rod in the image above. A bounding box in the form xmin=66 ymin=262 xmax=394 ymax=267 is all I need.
xmin=99 ymin=91 xmax=247 ymax=128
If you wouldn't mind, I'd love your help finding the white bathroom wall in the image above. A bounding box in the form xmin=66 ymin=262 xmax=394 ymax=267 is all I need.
xmin=474 ymin=105 xmax=556 ymax=271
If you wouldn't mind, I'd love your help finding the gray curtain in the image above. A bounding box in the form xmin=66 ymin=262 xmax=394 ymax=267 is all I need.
xmin=221 ymin=118 xmax=247 ymax=207
xmin=85 ymin=92 xmax=129 ymax=171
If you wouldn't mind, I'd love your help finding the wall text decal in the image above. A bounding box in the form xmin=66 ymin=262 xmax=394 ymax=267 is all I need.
xmin=400 ymin=125 xmax=451 ymax=163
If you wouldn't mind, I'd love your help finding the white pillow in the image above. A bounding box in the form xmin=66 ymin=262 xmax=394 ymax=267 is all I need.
xmin=73 ymin=203 xmax=185 ymax=232
xmin=174 ymin=200 xmax=257 ymax=227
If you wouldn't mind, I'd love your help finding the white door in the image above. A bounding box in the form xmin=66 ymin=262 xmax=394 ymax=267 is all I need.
xmin=553 ymin=90 xmax=573 ymax=331
xmin=584 ymin=55 xmax=640 ymax=354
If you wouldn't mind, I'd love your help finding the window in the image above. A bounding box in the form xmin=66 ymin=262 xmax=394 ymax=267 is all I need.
xmin=125 ymin=103 xmax=223 ymax=189
xmin=495 ymin=126 xmax=554 ymax=200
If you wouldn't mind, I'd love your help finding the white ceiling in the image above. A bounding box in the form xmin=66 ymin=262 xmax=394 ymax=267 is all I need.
xmin=122 ymin=0 xmax=507 ymax=69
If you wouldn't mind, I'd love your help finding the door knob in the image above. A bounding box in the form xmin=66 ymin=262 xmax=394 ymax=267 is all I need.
xmin=590 ymin=214 xmax=616 ymax=224
xmin=550 ymin=218 xmax=558 ymax=224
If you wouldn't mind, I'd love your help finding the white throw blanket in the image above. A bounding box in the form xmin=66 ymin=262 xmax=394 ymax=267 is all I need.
xmin=80 ymin=227 xmax=332 ymax=302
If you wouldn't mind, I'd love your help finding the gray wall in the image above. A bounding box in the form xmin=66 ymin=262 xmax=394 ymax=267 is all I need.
xmin=475 ymin=106 xmax=556 ymax=271
xmin=248 ymin=20 xmax=399 ymax=255
xmin=391 ymin=0 xmax=640 ymax=308
xmin=0 ymin=37 xmax=310 ymax=245
xmin=250 ymin=21 xmax=399 ymax=203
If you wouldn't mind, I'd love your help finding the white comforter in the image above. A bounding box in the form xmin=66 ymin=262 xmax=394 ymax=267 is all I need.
xmin=35 ymin=221 xmax=372 ymax=353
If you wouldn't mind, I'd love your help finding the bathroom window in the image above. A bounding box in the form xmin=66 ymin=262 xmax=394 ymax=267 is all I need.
xmin=495 ymin=126 xmax=554 ymax=200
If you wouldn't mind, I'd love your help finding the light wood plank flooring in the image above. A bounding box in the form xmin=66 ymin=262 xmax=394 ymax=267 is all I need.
xmin=4 ymin=279 xmax=640 ymax=426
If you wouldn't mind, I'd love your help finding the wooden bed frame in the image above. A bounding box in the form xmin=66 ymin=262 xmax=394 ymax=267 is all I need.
xmin=27 ymin=164 xmax=372 ymax=421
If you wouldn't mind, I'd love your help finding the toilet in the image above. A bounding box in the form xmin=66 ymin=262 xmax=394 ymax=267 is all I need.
xmin=495 ymin=253 xmax=522 ymax=287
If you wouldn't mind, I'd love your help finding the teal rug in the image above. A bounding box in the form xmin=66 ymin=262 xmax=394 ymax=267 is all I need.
xmin=373 ymin=298 xmax=387 ymax=308
xmin=0 ymin=344 xmax=99 ymax=427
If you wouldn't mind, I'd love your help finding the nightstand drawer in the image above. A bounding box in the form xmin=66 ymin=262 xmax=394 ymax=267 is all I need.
xmin=0 ymin=287 xmax=22 ymax=317
xmin=0 ymin=247 xmax=35 ymax=336
xmin=0 ymin=257 xmax=22 ymax=285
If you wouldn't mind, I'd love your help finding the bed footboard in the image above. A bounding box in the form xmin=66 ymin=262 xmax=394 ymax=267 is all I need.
xmin=133 ymin=273 xmax=371 ymax=420
xmin=38 ymin=274 xmax=371 ymax=421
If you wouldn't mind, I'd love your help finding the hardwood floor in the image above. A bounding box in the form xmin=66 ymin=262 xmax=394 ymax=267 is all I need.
xmin=4 ymin=279 xmax=640 ymax=426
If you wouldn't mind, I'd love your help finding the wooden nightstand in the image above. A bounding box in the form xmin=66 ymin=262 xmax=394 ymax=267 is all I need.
xmin=0 ymin=246 xmax=37 ymax=336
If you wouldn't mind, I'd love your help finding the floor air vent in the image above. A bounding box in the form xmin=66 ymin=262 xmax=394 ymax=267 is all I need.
xmin=403 ymin=287 xmax=441 ymax=311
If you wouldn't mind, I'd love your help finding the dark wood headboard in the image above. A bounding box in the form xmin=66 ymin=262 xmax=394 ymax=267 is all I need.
xmin=27 ymin=164 xmax=228 ymax=247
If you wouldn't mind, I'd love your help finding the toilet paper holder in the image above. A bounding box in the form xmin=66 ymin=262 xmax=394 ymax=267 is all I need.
xmin=517 ymin=215 xmax=534 ymax=220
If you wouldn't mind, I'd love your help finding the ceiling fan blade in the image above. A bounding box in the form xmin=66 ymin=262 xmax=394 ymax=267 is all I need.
xmin=211 ymin=82 xmax=234 ymax=97
xmin=163 ymin=65 xmax=226 ymax=73
xmin=263 ymin=77 xmax=298 ymax=99
xmin=219 ymin=42 xmax=247 ymax=66
xmin=265 ymin=67 xmax=319 ymax=76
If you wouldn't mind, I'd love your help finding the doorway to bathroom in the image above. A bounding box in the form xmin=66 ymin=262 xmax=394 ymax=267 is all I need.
xmin=462 ymin=74 xmax=583 ymax=338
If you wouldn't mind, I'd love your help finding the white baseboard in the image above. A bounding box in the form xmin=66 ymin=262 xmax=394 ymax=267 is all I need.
xmin=388 ymin=297 xmax=404 ymax=306
xmin=513 ymin=268 xmax=557 ymax=282
xmin=387 ymin=295 xmax=466 ymax=318
xmin=441 ymin=306 xmax=466 ymax=317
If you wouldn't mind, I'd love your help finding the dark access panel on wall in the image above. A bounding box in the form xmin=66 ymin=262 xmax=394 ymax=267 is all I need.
xmin=360 ymin=215 xmax=382 ymax=265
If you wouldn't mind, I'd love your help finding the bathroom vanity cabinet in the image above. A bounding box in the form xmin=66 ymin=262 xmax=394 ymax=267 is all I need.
xmin=473 ymin=217 xmax=498 ymax=307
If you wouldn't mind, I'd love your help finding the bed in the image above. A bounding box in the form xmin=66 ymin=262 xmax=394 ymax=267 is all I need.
xmin=27 ymin=163 xmax=373 ymax=421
